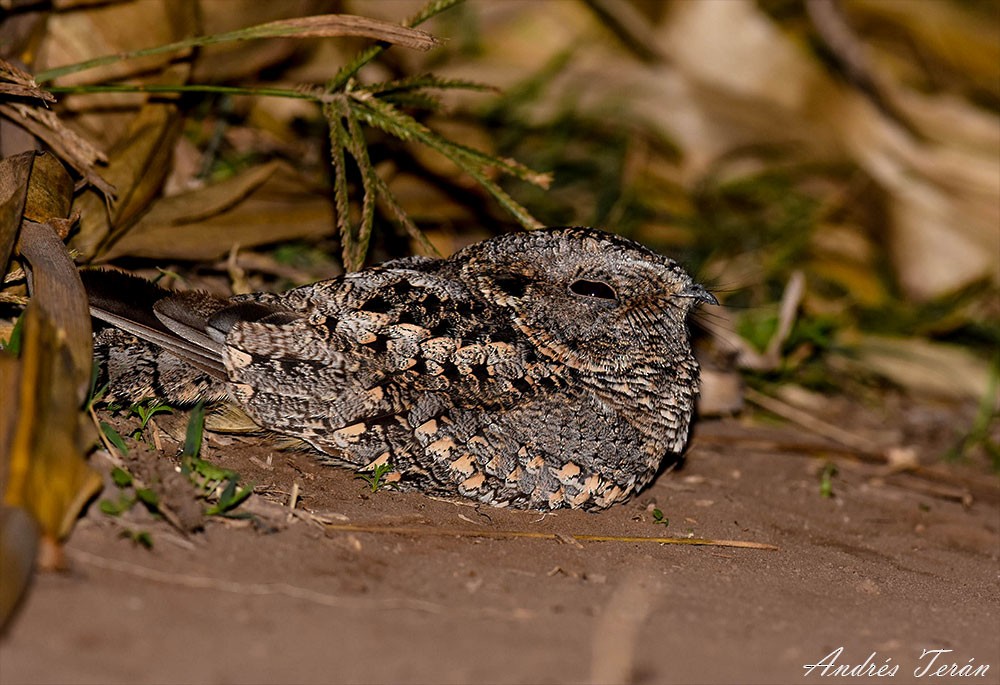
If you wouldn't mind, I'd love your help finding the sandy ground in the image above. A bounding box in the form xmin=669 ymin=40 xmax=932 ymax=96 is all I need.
xmin=1 ymin=412 xmax=998 ymax=685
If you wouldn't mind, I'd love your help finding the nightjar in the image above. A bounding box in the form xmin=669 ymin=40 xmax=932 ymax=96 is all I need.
xmin=85 ymin=227 xmax=716 ymax=510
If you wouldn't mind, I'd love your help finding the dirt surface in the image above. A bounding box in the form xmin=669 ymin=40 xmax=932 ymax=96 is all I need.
xmin=2 ymin=412 xmax=998 ymax=685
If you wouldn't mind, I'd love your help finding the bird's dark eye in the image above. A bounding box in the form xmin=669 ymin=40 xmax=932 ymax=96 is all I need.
xmin=569 ymin=279 xmax=617 ymax=300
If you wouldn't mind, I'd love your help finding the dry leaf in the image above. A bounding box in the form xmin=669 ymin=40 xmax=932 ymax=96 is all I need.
xmin=0 ymin=103 xmax=114 ymax=197
xmin=193 ymin=0 xmax=330 ymax=82
xmin=236 ymin=14 xmax=440 ymax=49
xmin=39 ymin=0 xmax=196 ymax=90
xmin=655 ymin=0 xmax=999 ymax=300
xmin=0 ymin=151 xmax=33 ymax=279
xmin=23 ymin=151 xmax=74 ymax=223
xmin=71 ymin=100 xmax=185 ymax=259
xmin=461 ymin=0 xmax=998 ymax=301
xmin=849 ymin=0 xmax=1000 ymax=98
xmin=98 ymin=160 xmax=334 ymax=262
xmin=17 ymin=220 xmax=92 ymax=402
xmin=1 ymin=303 xmax=102 ymax=551
xmin=854 ymin=335 xmax=996 ymax=402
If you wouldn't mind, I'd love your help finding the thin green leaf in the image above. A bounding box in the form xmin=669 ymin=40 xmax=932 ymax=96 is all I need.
xmin=354 ymin=462 xmax=394 ymax=492
xmin=87 ymin=363 xmax=108 ymax=411
xmin=185 ymin=455 xmax=235 ymax=485
xmin=110 ymin=467 xmax=133 ymax=488
xmin=99 ymin=495 xmax=134 ymax=516
xmin=405 ymin=0 xmax=464 ymax=28
xmin=205 ymin=479 xmax=253 ymax=516
xmin=819 ymin=462 xmax=838 ymax=499
xmin=46 ymin=82 xmax=332 ymax=101
xmin=379 ymin=91 xmax=446 ymax=113
xmin=136 ymin=488 xmax=159 ymax=507
xmin=100 ymin=421 xmax=128 ymax=454
xmin=347 ymin=94 xmax=547 ymax=228
xmin=131 ymin=400 xmax=173 ymax=430
xmin=1 ymin=310 xmax=25 ymax=354
xmin=364 ymin=73 xmax=498 ymax=96
xmin=450 ymin=157 xmax=545 ymax=230
xmin=182 ymin=401 xmax=205 ymax=459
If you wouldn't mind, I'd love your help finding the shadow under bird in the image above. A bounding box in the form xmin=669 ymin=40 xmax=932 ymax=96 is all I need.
xmin=84 ymin=227 xmax=717 ymax=510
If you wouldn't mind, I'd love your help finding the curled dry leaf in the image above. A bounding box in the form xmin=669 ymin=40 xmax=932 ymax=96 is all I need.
xmin=0 ymin=103 xmax=113 ymax=197
xmin=0 ymin=156 xmax=98 ymax=594
xmin=0 ymin=152 xmax=33 ymax=279
xmin=0 ymin=56 xmax=112 ymax=196
xmin=36 ymin=1 xmax=198 ymax=249
xmin=71 ymin=101 xmax=184 ymax=260
xmin=237 ymin=14 xmax=441 ymax=50
xmin=17 ymin=220 xmax=93 ymax=402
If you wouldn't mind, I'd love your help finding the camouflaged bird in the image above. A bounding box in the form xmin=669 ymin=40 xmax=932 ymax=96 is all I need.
xmin=85 ymin=227 xmax=716 ymax=511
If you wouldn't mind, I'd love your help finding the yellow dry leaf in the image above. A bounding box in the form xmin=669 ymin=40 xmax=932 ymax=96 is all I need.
xmin=23 ymin=152 xmax=74 ymax=223
xmin=1 ymin=304 xmax=102 ymax=544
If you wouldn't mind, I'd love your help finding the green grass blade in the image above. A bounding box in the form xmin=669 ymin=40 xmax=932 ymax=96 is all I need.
xmin=363 ymin=162 xmax=441 ymax=257
xmin=182 ymin=401 xmax=206 ymax=459
xmin=326 ymin=100 xmax=356 ymax=268
xmin=351 ymin=96 xmax=544 ymax=228
xmin=351 ymin=93 xmax=551 ymax=187
xmin=1 ymin=310 xmax=25 ymax=354
xmin=364 ymin=74 xmax=498 ymax=96
xmin=100 ymin=421 xmax=128 ymax=455
xmin=46 ymin=83 xmax=325 ymax=101
xmin=342 ymin=105 xmax=380 ymax=271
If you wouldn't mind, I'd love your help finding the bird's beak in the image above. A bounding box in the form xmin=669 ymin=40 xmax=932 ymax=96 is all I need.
xmin=678 ymin=282 xmax=719 ymax=306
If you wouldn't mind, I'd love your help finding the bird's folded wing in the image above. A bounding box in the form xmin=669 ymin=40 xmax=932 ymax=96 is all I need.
xmin=82 ymin=269 xmax=230 ymax=380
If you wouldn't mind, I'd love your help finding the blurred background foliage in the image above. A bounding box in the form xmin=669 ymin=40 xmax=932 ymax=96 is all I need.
xmin=1 ymin=0 xmax=997 ymax=449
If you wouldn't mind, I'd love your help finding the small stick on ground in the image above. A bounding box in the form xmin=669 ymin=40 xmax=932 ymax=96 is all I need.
xmin=324 ymin=523 xmax=779 ymax=550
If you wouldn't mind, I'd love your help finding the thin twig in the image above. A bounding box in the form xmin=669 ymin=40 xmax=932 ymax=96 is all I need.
xmin=744 ymin=387 xmax=881 ymax=456
xmin=324 ymin=523 xmax=779 ymax=550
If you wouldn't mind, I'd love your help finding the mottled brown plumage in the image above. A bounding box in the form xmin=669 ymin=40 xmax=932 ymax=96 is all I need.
xmin=87 ymin=227 xmax=716 ymax=510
